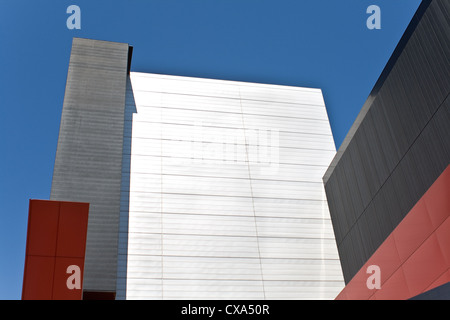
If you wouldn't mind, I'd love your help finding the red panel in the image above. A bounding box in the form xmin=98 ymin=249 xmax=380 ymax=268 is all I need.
xmin=367 ymin=235 xmax=402 ymax=285
xmin=423 ymin=166 xmax=450 ymax=228
xmin=22 ymin=199 xmax=89 ymax=300
xmin=335 ymin=290 xmax=348 ymax=300
xmin=424 ymin=269 xmax=450 ymax=293
xmin=52 ymin=257 xmax=85 ymax=300
xmin=335 ymin=165 xmax=450 ymax=300
xmin=339 ymin=272 xmax=373 ymax=300
xmin=397 ymin=234 xmax=447 ymax=298
xmin=392 ymin=199 xmax=434 ymax=262
xmin=22 ymin=256 xmax=55 ymax=300
xmin=26 ymin=200 xmax=59 ymax=257
xmin=335 ymin=236 xmax=403 ymax=300
xmin=435 ymin=217 xmax=450 ymax=267
xmin=56 ymin=202 xmax=89 ymax=258
xmin=372 ymin=267 xmax=410 ymax=300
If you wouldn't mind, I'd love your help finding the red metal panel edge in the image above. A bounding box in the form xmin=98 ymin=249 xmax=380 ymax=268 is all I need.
xmin=22 ymin=256 xmax=55 ymax=300
xmin=22 ymin=200 xmax=59 ymax=300
xmin=25 ymin=200 xmax=60 ymax=257
xmin=336 ymin=165 xmax=450 ymax=300
xmin=402 ymin=234 xmax=448 ymax=297
xmin=52 ymin=257 xmax=85 ymax=300
xmin=22 ymin=199 xmax=89 ymax=300
xmin=371 ymin=267 xmax=411 ymax=300
xmin=56 ymin=202 xmax=89 ymax=258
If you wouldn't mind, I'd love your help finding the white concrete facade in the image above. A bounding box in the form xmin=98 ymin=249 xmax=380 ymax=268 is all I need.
xmin=116 ymin=72 xmax=344 ymax=299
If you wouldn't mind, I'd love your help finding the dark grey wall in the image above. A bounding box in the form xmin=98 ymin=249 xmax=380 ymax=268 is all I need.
xmin=323 ymin=0 xmax=450 ymax=283
xmin=50 ymin=38 xmax=130 ymax=293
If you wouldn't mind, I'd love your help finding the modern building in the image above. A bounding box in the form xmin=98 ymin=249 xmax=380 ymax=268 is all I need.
xmin=323 ymin=0 xmax=450 ymax=300
xmin=22 ymin=36 xmax=345 ymax=299
xmin=116 ymin=72 xmax=344 ymax=300
xmin=23 ymin=0 xmax=448 ymax=301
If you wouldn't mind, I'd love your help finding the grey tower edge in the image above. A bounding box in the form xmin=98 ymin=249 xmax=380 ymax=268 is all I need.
xmin=50 ymin=37 xmax=132 ymax=296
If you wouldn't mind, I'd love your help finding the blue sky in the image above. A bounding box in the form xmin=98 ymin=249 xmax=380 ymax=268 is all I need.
xmin=0 ymin=0 xmax=421 ymax=299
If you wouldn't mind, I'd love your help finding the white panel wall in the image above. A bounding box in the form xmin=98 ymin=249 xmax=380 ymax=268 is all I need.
xmin=116 ymin=72 xmax=344 ymax=299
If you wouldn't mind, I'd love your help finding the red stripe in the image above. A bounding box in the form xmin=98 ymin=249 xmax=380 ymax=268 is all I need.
xmin=336 ymin=165 xmax=450 ymax=300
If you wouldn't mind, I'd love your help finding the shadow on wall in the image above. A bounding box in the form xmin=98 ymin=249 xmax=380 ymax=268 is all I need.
xmin=116 ymin=76 xmax=137 ymax=299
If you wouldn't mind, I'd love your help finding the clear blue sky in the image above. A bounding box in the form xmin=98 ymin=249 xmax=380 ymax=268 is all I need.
xmin=0 ymin=0 xmax=421 ymax=300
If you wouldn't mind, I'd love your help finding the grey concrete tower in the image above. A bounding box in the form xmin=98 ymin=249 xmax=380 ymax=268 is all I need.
xmin=50 ymin=37 xmax=132 ymax=295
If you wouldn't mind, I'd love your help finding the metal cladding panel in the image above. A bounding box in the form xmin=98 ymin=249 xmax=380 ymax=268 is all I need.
xmin=22 ymin=200 xmax=89 ymax=300
xmin=117 ymin=72 xmax=344 ymax=299
xmin=323 ymin=0 xmax=450 ymax=283
xmin=335 ymin=165 xmax=450 ymax=300
xmin=50 ymin=38 xmax=130 ymax=293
